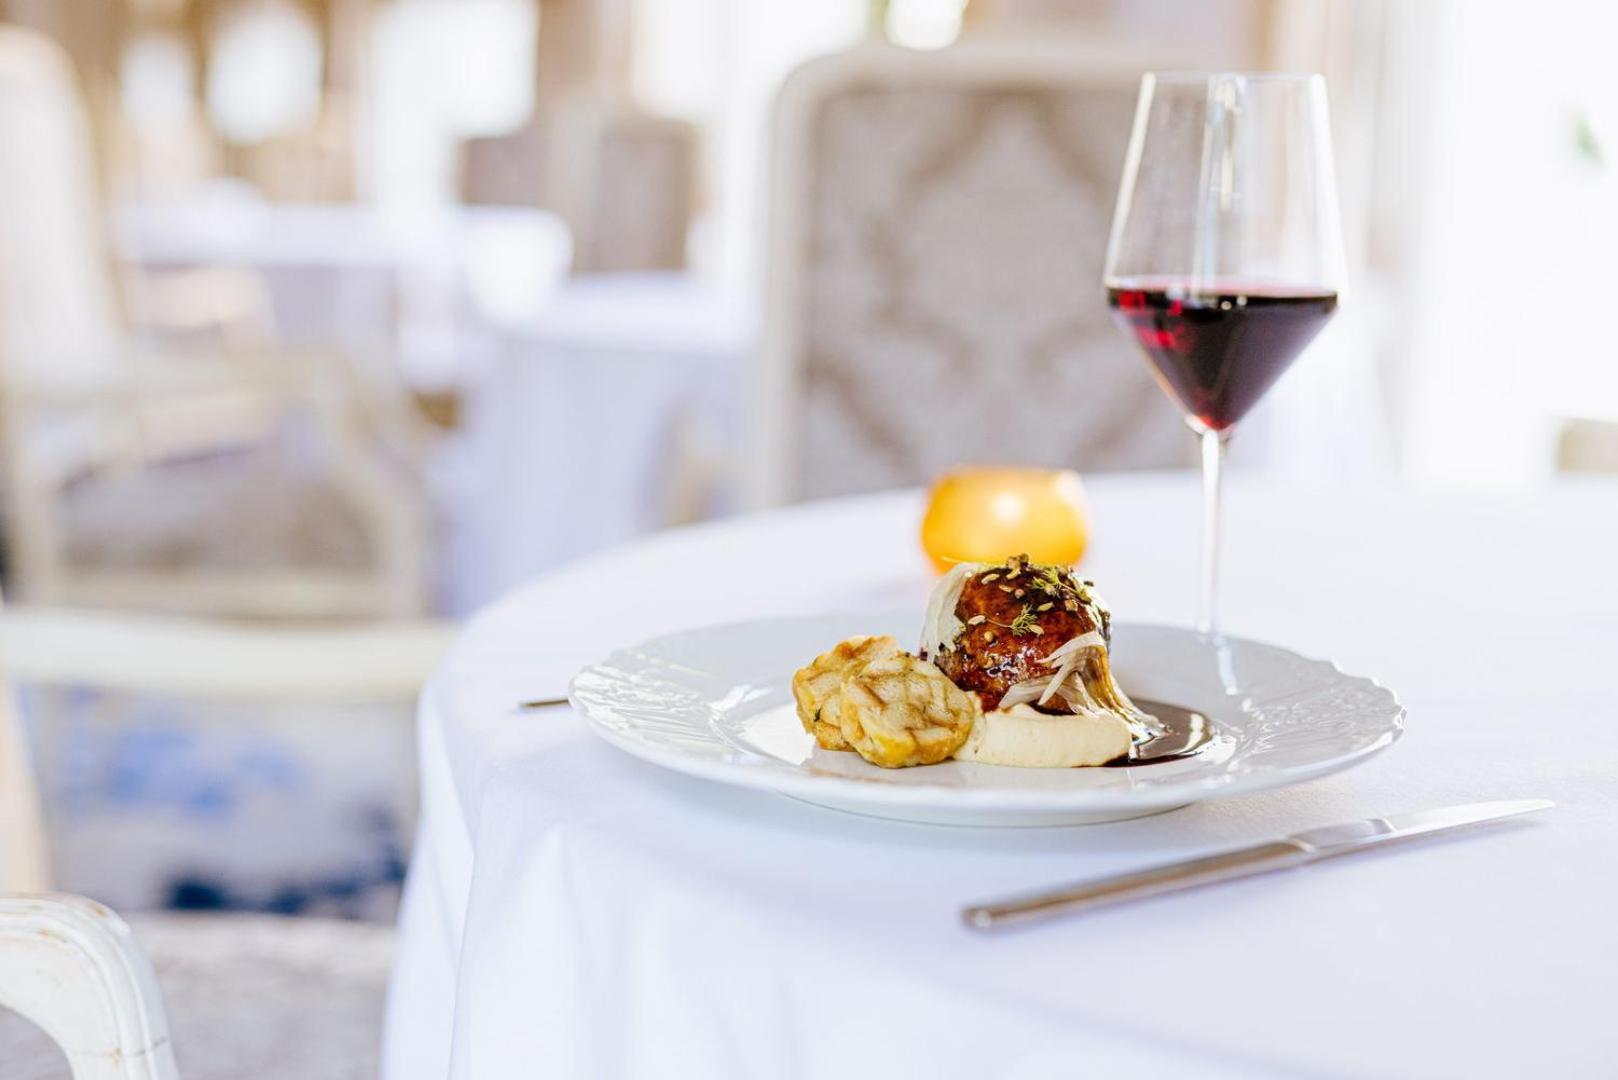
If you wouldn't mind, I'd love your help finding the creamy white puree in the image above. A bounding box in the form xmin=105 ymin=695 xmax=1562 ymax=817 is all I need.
xmin=953 ymin=704 xmax=1132 ymax=768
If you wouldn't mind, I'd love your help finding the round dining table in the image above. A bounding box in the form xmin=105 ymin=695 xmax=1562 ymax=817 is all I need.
xmin=382 ymin=473 xmax=1618 ymax=1079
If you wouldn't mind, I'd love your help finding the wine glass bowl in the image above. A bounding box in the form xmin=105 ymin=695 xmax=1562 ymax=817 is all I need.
xmin=1106 ymin=279 xmax=1338 ymax=433
xmin=1103 ymin=73 xmax=1345 ymax=632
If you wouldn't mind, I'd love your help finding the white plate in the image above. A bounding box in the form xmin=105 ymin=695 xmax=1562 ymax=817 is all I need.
xmin=569 ymin=612 xmax=1405 ymax=826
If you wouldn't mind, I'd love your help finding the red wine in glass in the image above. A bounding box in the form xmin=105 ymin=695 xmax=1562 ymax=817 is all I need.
xmin=1103 ymin=73 xmax=1345 ymax=633
xmin=1106 ymin=278 xmax=1337 ymax=432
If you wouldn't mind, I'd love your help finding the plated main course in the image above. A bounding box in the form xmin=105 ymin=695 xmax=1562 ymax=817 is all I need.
xmin=792 ymin=555 xmax=1163 ymax=770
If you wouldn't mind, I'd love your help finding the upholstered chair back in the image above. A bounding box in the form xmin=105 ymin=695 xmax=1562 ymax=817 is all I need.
xmin=755 ymin=46 xmax=1192 ymax=503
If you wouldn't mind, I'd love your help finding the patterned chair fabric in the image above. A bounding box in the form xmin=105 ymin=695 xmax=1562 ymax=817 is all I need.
xmin=783 ymin=53 xmax=1193 ymax=500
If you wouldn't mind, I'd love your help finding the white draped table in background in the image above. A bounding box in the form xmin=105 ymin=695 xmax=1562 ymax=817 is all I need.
xmin=449 ymin=274 xmax=752 ymax=609
xmin=383 ymin=474 xmax=1618 ymax=1079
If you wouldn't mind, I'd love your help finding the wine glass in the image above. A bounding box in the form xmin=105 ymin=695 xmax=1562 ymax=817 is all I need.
xmin=1104 ymin=72 xmax=1344 ymax=635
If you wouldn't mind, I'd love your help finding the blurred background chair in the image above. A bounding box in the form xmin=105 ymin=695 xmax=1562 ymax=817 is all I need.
xmin=461 ymin=96 xmax=698 ymax=275
xmin=0 ymin=588 xmax=455 ymax=1076
xmin=0 ymin=23 xmax=432 ymax=620
xmin=0 ymin=599 xmax=47 ymax=895
xmin=1 ymin=891 xmax=404 ymax=1079
xmin=1556 ymin=417 xmax=1618 ymax=474
xmin=0 ymin=894 xmax=179 ymax=1079
xmin=750 ymin=43 xmax=1195 ymax=506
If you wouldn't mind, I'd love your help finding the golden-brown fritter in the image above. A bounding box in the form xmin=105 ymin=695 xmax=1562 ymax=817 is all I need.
xmin=791 ymin=635 xmax=899 ymax=750
xmin=830 ymin=653 xmax=980 ymax=768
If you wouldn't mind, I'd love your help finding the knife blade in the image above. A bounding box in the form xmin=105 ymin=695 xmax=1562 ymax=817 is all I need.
xmin=962 ymin=799 xmax=1552 ymax=931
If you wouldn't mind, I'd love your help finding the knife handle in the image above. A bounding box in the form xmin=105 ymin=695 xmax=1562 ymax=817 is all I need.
xmin=963 ymin=840 xmax=1313 ymax=930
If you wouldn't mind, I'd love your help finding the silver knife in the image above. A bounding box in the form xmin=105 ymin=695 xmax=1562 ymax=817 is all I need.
xmin=962 ymin=799 xmax=1552 ymax=931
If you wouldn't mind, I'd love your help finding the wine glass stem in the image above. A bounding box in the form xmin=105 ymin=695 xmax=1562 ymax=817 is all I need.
xmin=1197 ymin=427 xmax=1230 ymax=635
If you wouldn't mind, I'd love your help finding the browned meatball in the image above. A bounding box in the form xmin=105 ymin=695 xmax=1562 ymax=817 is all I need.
xmin=932 ymin=555 xmax=1109 ymax=711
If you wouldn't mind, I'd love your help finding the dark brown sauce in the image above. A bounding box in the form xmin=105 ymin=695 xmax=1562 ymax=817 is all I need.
xmin=1102 ymin=699 xmax=1215 ymax=767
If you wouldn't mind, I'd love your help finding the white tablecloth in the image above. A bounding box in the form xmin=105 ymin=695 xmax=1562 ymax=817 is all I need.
xmin=446 ymin=274 xmax=753 ymax=610
xmin=383 ymin=473 xmax=1618 ymax=1079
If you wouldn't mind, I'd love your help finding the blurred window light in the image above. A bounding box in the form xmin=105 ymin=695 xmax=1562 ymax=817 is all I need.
xmin=374 ymin=0 xmax=537 ymax=138
xmin=369 ymin=0 xmax=538 ymax=223
xmin=438 ymin=0 xmax=538 ymax=136
xmin=1394 ymin=0 xmax=1618 ymax=486
xmin=121 ymin=31 xmax=196 ymax=128
xmin=632 ymin=0 xmax=725 ymax=121
xmin=705 ymin=0 xmax=866 ymax=285
xmin=206 ymin=0 xmax=324 ymax=143
xmin=885 ymin=0 xmax=967 ymax=50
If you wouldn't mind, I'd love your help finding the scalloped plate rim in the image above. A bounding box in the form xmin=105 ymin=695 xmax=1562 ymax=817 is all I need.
xmin=568 ymin=614 xmax=1406 ymax=818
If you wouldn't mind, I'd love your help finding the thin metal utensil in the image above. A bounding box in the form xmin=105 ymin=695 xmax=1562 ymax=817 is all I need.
xmin=516 ymin=697 xmax=570 ymax=710
xmin=963 ymin=799 xmax=1553 ymax=931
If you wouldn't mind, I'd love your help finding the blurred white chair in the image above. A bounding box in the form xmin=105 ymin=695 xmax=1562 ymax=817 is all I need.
xmin=0 ymin=894 xmax=179 ymax=1079
xmin=459 ymin=97 xmax=697 ymax=274
xmin=751 ymin=43 xmax=1195 ymax=505
xmin=0 ymin=589 xmax=457 ymax=1076
xmin=0 ymin=23 xmax=432 ymax=619
xmin=0 ymin=601 xmax=47 ymax=895
xmin=1557 ymin=417 xmax=1618 ymax=473
xmin=1 ymin=895 xmax=400 ymax=1079
xmin=545 ymin=101 xmax=697 ymax=274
